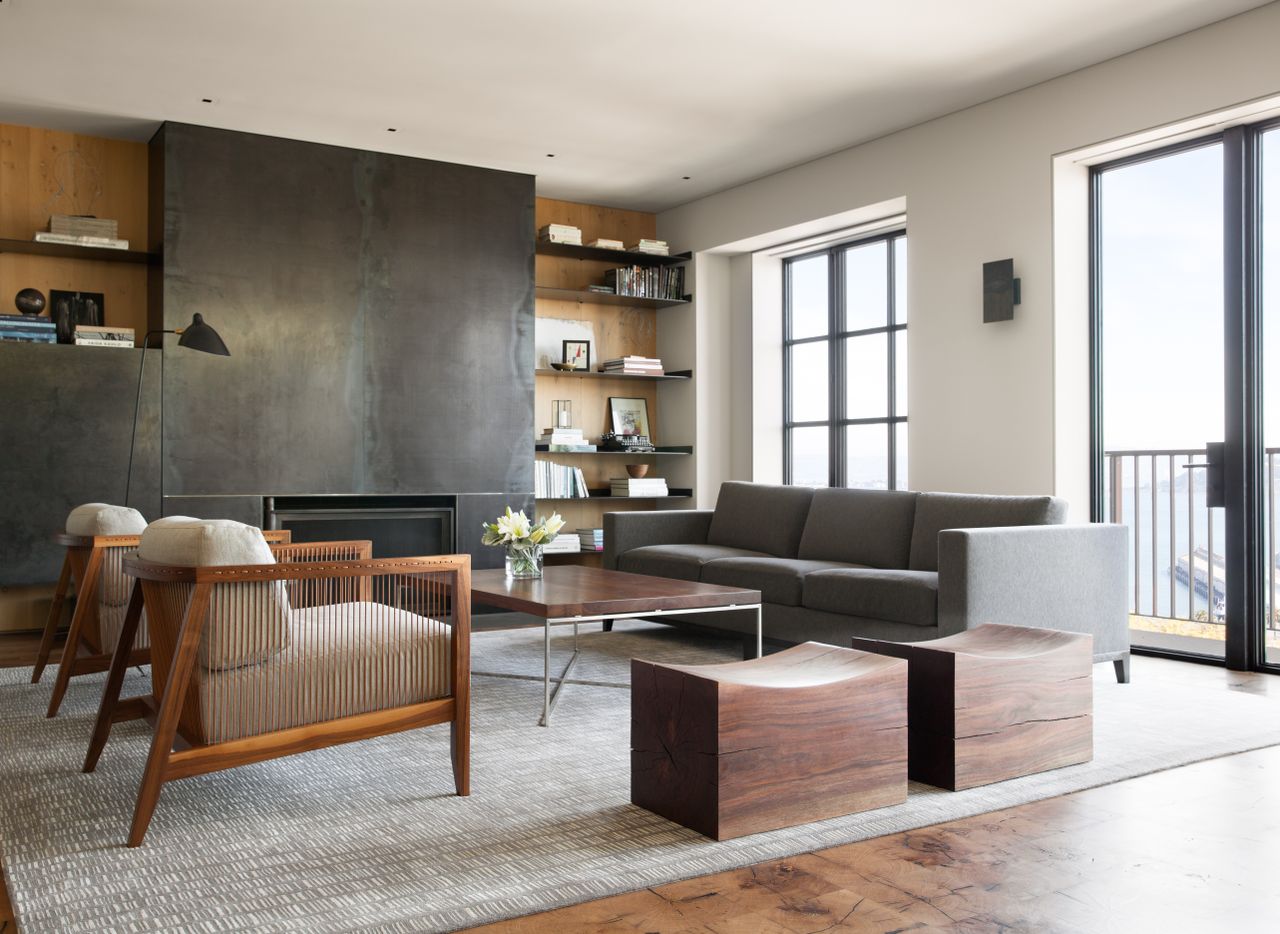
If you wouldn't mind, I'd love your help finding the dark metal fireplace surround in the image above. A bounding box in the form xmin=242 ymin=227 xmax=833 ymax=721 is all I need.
xmin=265 ymin=495 xmax=456 ymax=559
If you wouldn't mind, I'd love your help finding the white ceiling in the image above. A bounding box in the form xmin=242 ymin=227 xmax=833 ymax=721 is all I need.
xmin=0 ymin=0 xmax=1269 ymax=212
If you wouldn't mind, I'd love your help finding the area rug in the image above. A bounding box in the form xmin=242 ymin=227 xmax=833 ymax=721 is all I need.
xmin=3 ymin=621 xmax=1279 ymax=933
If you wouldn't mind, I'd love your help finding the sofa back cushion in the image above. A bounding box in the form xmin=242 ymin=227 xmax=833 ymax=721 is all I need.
xmin=139 ymin=517 xmax=290 ymax=671
xmin=797 ymin=488 xmax=919 ymax=568
xmin=908 ymin=492 xmax=1068 ymax=571
xmin=707 ymin=482 xmax=815 ymax=558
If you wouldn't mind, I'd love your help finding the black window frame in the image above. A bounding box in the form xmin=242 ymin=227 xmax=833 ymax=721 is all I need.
xmin=783 ymin=229 xmax=907 ymax=489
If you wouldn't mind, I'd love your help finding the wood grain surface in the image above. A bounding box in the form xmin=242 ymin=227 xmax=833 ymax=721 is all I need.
xmin=632 ymin=643 xmax=908 ymax=840
xmin=852 ymin=624 xmax=1093 ymax=790
xmin=470 ymin=566 xmax=759 ymax=618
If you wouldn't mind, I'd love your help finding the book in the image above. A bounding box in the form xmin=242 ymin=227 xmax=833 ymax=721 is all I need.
xmin=627 ymin=239 xmax=669 ymax=255
xmin=0 ymin=314 xmax=54 ymax=324
xmin=609 ymin=477 xmax=669 ymax=497
xmin=75 ymin=325 xmax=134 ymax=343
xmin=49 ymin=214 xmax=119 ymax=239
xmin=534 ymin=462 xmax=589 ymax=499
xmin=0 ymin=319 xmax=55 ymax=330
xmin=603 ymin=265 xmax=685 ymax=300
xmin=587 ymin=238 xmax=624 ymax=250
xmin=543 ymin=536 xmax=581 ymax=554
xmin=537 ymin=444 xmax=598 ymax=453
xmin=539 ymin=428 xmax=585 ymax=444
xmin=34 ymin=232 xmax=130 ymax=250
xmin=0 ymin=332 xmax=57 ymax=343
xmin=537 ymin=224 xmax=582 ymax=245
xmin=576 ymin=528 xmax=605 ymax=552
xmin=73 ymin=338 xmax=134 ymax=348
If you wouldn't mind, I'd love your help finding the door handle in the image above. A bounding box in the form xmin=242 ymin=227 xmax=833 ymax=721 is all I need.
xmin=1182 ymin=441 xmax=1224 ymax=507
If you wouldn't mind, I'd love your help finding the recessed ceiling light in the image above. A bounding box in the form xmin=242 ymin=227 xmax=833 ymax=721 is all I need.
xmin=201 ymin=98 xmax=214 ymax=104
xmin=546 ymin=153 xmax=555 ymax=158
xmin=682 ymin=176 xmax=691 ymax=180
xmin=387 ymin=127 xmax=398 ymax=132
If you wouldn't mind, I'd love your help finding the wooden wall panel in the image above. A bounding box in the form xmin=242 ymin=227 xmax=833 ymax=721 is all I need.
xmin=534 ymin=197 xmax=687 ymax=545
xmin=0 ymin=122 xmax=150 ymax=339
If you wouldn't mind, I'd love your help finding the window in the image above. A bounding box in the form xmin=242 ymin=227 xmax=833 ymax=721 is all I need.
xmin=784 ymin=231 xmax=907 ymax=489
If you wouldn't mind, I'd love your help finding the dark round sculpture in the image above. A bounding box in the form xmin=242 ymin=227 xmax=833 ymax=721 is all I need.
xmin=15 ymin=288 xmax=47 ymax=316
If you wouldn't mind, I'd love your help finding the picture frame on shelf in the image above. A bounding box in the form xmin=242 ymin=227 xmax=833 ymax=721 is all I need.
xmin=608 ymin=396 xmax=651 ymax=438
xmin=562 ymin=339 xmax=590 ymax=371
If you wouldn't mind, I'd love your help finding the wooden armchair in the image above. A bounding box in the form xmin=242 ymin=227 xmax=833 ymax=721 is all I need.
xmin=33 ymin=504 xmax=290 ymax=718
xmin=91 ymin=529 xmax=471 ymax=847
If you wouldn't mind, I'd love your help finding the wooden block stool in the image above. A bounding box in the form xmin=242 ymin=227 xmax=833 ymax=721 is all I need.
xmin=851 ymin=624 xmax=1093 ymax=791
xmin=631 ymin=642 xmax=907 ymax=840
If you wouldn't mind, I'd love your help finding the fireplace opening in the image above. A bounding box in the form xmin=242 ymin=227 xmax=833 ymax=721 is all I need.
xmin=265 ymin=495 xmax=456 ymax=559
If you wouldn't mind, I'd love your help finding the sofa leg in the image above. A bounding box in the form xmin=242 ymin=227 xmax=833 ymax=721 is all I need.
xmin=1113 ymin=654 xmax=1131 ymax=684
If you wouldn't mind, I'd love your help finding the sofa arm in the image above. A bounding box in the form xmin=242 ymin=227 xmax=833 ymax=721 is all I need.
xmin=603 ymin=509 xmax=714 ymax=570
xmin=937 ymin=524 xmax=1129 ymax=660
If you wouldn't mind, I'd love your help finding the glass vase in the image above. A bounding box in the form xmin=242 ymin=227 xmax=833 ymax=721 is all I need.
xmin=505 ymin=542 xmax=544 ymax=580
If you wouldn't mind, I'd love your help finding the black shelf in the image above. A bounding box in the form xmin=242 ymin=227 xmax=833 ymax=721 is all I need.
xmin=0 ymin=237 xmax=157 ymax=265
xmin=535 ymin=445 xmax=692 ymax=456
xmin=536 ymin=242 xmax=691 ymax=267
xmin=534 ymin=368 xmax=691 ymax=382
xmin=534 ymin=286 xmax=690 ymax=309
xmin=537 ymin=488 xmax=693 ymax=501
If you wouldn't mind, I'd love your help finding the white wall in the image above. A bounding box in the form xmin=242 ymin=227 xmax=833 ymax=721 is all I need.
xmin=657 ymin=2 xmax=1280 ymax=519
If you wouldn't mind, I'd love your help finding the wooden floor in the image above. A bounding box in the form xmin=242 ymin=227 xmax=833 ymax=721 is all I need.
xmin=1 ymin=634 xmax=1276 ymax=933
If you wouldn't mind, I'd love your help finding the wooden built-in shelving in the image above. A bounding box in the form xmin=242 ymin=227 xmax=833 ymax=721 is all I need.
xmin=534 ymin=367 xmax=691 ymax=382
xmin=0 ymin=238 xmax=156 ymax=266
xmin=536 ymin=241 xmax=692 ymax=267
xmin=535 ymin=445 xmax=692 ymax=456
xmin=539 ymin=488 xmax=694 ymax=501
xmin=534 ymin=285 xmax=689 ymax=309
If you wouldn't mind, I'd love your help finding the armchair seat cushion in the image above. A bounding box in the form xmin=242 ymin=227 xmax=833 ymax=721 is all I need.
xmin=804 ymin=568 xmax=939 ymax=628
xmin=197 ymin=602 xmax=450 ymax=743
xmin=701 ymin=557 xmax=861 ymax=606
xmin=66 ymin=503 xmax=146 ymax=537
xmin=617 ymin=544 xmax=771 ymax=582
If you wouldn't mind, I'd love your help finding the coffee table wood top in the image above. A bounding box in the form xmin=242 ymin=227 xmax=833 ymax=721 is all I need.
xmin=470 ymin=566 xmax=761 ymax=619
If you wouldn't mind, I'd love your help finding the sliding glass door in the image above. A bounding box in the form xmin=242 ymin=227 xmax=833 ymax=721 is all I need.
xmin=1093 ymin=120 xmax=1280 ymax=673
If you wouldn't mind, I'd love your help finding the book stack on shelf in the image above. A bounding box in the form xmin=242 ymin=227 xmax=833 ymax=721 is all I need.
xmin=35 ymin=214 xmax=129 ymax=250
xmin=75 ymin=325 xmax=134 ymax=348
xmin=610 ymin=476 xmax=669 ymax=497
xmin=0 ymin=314 xmax=56 ymax=344
xmin=601 ymin=355 xmax=663 ymax=376
xmin=538 ymin=427 xmax=597 ymax=452
xmin=538 ymin=223 xmax=582 ymax=246
xmin=577 ymin=528 xmax=605 ymax=553
xmin=588 ymin=238 xmax=624 ymax=250
xmin=628 ymin=239 xmax=670 ymax=256
xmin=604 ymin=264 xmax=685 ymax=300
xmin=543 ymin=534 xmax=581 ymax=555
xmin=536 ymin=462 xmax=589 ymax=499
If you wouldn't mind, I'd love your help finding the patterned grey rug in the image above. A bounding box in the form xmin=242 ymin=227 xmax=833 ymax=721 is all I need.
xmin=3 ymin=620 xmax=1280 ymax=933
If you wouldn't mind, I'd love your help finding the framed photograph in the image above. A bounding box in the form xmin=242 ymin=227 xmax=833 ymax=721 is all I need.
xmin=608 ymin=396 xmax=651 ymax=437
xmin=562 ymin=339 xmax=591 ymax=371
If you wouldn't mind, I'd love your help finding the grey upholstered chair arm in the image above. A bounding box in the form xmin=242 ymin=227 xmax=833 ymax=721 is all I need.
xmin=603 ymin=510 xmax=714 ymax=570
xmin=936 ymin=524 xmax=1130 ymax=659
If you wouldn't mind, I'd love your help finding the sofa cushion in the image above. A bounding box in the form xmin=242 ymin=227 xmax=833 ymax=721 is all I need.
xmin=66 ymin=503 xmax=147 ymax=537
xmin=139 ymin=517 xmax=289 ymax=671
xmin=908 ymin=493 xmax=1068 ymax=572
xmin=617 ymin=544 xmax=771 ymax=582
xmin=797 ymin=488 xmax=919 ymax=568
xmin=803 ymin=568 xmax=939 ymax=628
xmin=706 ymin=482 xmax=815 ymax=558
xmin=701 ymin=557 xmax=861 ymax=606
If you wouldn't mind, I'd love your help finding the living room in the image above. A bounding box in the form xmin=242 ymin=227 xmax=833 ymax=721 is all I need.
xmin=1 ymin=2 xmax=1279 ymax=931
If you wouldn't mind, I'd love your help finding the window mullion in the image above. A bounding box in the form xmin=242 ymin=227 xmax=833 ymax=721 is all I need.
xmin=830 ymin=246 xmax=845 ymax=487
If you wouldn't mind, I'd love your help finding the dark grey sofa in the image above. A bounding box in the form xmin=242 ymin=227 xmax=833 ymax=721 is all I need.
xmin=604 ymin=482 xmax=1131 ymax=682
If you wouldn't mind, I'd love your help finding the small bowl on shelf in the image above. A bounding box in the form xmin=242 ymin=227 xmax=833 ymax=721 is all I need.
xmin=549 ymin=361 xmax=579 ymax=372
xmin=625 ymin=464 xmax=650 ymax=479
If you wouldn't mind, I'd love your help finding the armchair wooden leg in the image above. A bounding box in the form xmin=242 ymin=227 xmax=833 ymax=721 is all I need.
xmin=84 ymin=585 xmax=146 ymax=774
xmin=450 ymin=720 xmax=470 ymax=797
xmin=31 ymin=555 xmax=72 ymax=683
xmin=47 ymin=549 xmax=103 ymax=718
xmin=128 ymin=584 xmax=210 ymax=847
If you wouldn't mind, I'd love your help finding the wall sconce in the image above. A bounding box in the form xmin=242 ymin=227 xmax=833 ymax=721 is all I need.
xmin=983 ymin=259 xmax=1021 ymax=323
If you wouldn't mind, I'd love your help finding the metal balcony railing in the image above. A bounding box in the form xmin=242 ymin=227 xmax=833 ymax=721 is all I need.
xmin=1104 ymin=448 xmax=1280 ymax=632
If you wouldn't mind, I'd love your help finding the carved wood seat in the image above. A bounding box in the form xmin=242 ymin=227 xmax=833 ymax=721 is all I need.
xmin=851 ymin=623 xmax=1093 ymax=790
xmin=84 ymin=522 xmax=471 ymax=847
xmin=631 ymin=642 xmax=908 ymax=840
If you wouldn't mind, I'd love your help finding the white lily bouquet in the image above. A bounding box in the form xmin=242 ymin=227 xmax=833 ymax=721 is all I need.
xmin=482 ymin=507 xmax=565 ymax=579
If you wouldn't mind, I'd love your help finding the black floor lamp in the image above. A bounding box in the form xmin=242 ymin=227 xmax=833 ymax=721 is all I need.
xmin=125 ymin=313 xmax=230 ymax=510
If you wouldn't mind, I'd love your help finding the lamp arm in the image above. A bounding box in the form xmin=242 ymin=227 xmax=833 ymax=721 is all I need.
xmin=124 ymin=330 xmax=174 ymax=510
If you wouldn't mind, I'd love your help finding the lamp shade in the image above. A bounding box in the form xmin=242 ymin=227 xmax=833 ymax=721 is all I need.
xmin=176 ymin=313 xmax=230 ymax=356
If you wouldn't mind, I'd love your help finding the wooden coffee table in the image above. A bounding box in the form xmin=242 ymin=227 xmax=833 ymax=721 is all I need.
xmin=470 ymin=566 xmax=762 ymax=726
